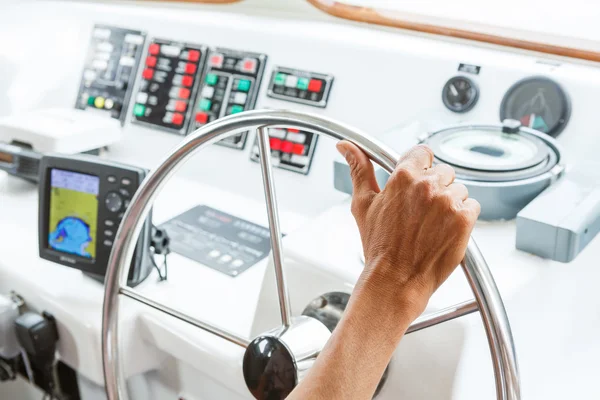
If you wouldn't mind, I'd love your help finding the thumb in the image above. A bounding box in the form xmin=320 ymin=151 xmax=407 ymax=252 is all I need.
xmin=336 ymin=140 xmax=381 ymax=196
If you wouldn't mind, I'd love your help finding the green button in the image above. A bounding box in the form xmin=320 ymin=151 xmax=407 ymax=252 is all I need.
xmin=236 ymin=79 xmax=251 ymax=92
xmin=133 ymin=104 xmax=146 ymax=117
xmin=297 ymin=77 xmax=309 ymax=90
xmin=230 ymin=105 xmax=244 ymax=114
xmin=205 ymin=74 xmax=218 ymax=85
xmin=199 ymin=98 xmax=212 ymax=111
xmin=87 ymin=96 xmax=95 ymax=106
xmin=274 ymin=73 xmax=286 ymax=86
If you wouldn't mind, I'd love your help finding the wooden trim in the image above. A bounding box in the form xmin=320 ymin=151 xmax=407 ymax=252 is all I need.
xmin=307 ymin=0 xmax=600 ymax=63
xmin=143 ymin=0 xmax=241 ymax=4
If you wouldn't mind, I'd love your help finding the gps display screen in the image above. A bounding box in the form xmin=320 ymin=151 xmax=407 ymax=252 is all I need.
xmin=48 ymin=169 xmax=100 ymax=259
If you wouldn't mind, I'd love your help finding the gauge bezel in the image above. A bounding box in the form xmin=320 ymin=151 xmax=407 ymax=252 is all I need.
xmin=442 ymin=75 xmax=479 ymax=113
xmin=499 ymin=76 xmax=571 ymax=137
xmin=424 ymin=123 xmax=562 ymax=182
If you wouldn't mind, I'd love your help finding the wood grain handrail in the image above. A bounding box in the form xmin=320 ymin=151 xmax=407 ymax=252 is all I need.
xmin=306 ymin=0 xmax=600 ymax=63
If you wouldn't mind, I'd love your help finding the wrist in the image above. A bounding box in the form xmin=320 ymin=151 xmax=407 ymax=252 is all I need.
xmin=348 ymin=263 xmax=430 ymax=342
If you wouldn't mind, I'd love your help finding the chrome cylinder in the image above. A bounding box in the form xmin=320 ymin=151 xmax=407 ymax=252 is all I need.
xmin=102 ymin=109 xmax=520 ymax=400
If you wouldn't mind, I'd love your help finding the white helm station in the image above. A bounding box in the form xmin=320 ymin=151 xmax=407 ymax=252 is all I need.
xmin=0 ymin=1 xmax=599 ymax=399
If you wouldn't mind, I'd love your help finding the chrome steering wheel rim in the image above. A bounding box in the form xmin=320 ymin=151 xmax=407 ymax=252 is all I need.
xmin=102 ymin=109 xmax=520 ymax=400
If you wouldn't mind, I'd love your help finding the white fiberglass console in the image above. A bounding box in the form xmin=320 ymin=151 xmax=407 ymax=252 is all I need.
xmin=1 ymin=1 xmax=600 ymax=399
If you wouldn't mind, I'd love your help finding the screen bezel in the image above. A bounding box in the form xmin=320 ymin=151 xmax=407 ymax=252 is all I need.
xmin=38 ymin=155 xmax=147 ymax=277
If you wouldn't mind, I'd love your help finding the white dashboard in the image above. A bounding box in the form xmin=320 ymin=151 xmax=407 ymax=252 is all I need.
xmin=1 ymin=1 xmax=600 ymax=399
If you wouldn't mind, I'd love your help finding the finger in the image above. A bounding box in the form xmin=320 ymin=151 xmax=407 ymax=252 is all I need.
xmin=429 ymin=164 xmax=455 ymax=186
xmin=463 ymin=198 xmax=481 ymax=219
xmin=447 ymin=182 xmax=468 ymax=201
xmin=337 ymin=140 xmax=381 ymax=196
xmin=396 ymin=144 xmax=434 ymax=174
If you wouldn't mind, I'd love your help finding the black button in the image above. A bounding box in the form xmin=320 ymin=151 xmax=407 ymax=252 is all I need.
xmin=105 ymin=192 xmax=123 ymax=213
xmin=107 ymin=176 xmax=117 ymax=183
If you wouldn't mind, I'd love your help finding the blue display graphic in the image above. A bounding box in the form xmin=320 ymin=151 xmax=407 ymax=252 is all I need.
xmin=48 ymin=169 xmax=100 ymax=259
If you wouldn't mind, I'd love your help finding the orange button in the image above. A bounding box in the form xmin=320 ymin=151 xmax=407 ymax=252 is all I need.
xmin=292 ymin=144 xmax=305 ymax=155
xmin=182 ymin=75 xmax=193 ymax=87
xmin=142 ymin=68 xmax=154 ymax=80
xmin=270 ymin=138 xmax=282 ymax=151
xmin=172 ymin=113 xmax=184 ymax=125
xmin=188 ymin=50 xmax=200 ymax=62
xmin=149 ymin=43 xmax=160 ymax=55
xmin=281 ymin=141 xmax=294 ymax=153
xmin=308 ymin=79 xmax=322 ymax=93
xmin=175 ymin=101 xmax=186 ymax=112
xmin=195 ymin=112 xmax=208 ymax=124
xmin=185 ymin=63 xmax=197 ymax=74
xmin=179 ymin=88 xmax=190 ymax=99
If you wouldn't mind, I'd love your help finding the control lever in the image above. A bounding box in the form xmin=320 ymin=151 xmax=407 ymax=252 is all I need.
xmin=15 ymin=311 xmax=61 ymax=397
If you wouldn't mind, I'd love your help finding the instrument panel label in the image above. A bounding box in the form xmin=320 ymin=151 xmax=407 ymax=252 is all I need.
xmin=159 ymin=205 xmax=272 ymax=277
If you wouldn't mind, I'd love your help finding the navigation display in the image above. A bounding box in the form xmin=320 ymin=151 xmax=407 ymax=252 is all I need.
xmin=48 ymin=169 xmax=100 ymax=259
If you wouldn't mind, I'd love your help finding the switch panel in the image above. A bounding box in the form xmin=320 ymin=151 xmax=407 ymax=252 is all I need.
xmin=131 ymin=38 xmax=207 ymax=134
xmin=250 ymin=128 xmax=318 ymax=174
xmin=189 ymin=48 xmax=267 ymax=149
xmin=75 ymin=25 xmax=146 ymax=125
xmin=267 ymin=67 xmax=333 ymax=108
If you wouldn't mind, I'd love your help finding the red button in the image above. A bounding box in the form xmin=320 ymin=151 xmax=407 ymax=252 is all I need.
xmin=142 ymin=68 xmax=154 ymax=80
xmin=146 ymin=56 xmax=157 ymax=67
xmin=308 ymin=79 xmax=322 ymax=93
xmin=149 ymin=43 xmax=160 ymax=55
xmin=182 ymin=75 xmax=193 ymax=87
xmin=179 ymin=88 xmax=190 ymax=99
xmin=195 ymin=112 xmax=208 ymax=124
xmin=270 ymin=138 xmax=282 ymax=151
xmin=172 ymin=113 xmax=184 ymax=125
xmin=209 ymin=54 xmax=223 ymax=67
xmin=188 ymin=50 xmax=200 ymax=62
xmin=185 ymin=63 xmax=197 ymax=74
xmin=287 ymin=128 xmax=300 ymax=133
xmin=175 ymin=101 xmax=187 ymax=112
xmin=281 ymin=141 xmax=294 ymax=153
xmin=292 ymin=144 xmax=305 ymax=155
xmin=242 ymin=59 xmax=257 ymax=73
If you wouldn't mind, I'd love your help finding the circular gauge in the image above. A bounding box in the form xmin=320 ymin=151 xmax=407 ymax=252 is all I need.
xmin=500 ymin=76 xmax=570 ymax=137
xmin=442 ymin=76 xmax=479 ymax=113
xmin=421 ymin=120 xmax=564 ymax=220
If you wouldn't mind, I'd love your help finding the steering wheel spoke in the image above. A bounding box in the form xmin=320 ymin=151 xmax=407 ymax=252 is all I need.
xmin=256 ymin=126 xmax=292 ymax=328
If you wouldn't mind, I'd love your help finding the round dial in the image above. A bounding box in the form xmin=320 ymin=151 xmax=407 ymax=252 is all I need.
xmin=500 ymin=76 xmax=570 ymax=137
xmin=442 ymin=76 xmax=479 ymax=113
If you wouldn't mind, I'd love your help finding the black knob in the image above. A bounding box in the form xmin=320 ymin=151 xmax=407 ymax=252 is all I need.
xmin=243 ymin=336 xmax=297 ymax=400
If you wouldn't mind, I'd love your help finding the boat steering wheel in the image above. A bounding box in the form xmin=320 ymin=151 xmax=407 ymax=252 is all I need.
xmin=101 ymin=110 xmax=521 ymax=400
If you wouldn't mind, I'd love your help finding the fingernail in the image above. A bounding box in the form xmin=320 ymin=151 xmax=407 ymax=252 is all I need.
xmin=336 ymin=142 xmax=353 ymax=163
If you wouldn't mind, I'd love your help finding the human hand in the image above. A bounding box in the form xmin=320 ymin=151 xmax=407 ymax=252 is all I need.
xmin=337 ymin=141 xmax=481 ymax=327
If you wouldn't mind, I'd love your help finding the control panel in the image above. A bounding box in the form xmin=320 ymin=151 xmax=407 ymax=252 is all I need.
xmin=75 ymin=25 xmax=146 ymax=124
xmin=250 ymin=127 xmax=318 ymax=174
xmin=189 ymin=48 xmax=267 ymax=148
xmin=132 ymin=39 xmax=207 ymax=134
xmin=267 ymin=67 xmax=333 ymax=108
